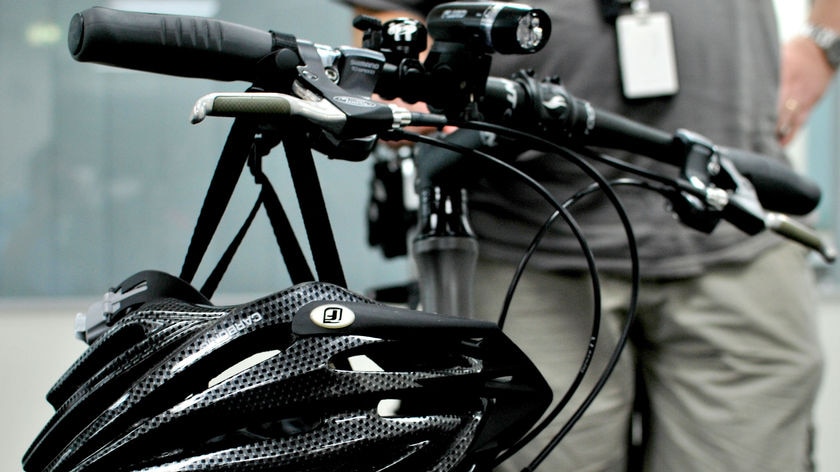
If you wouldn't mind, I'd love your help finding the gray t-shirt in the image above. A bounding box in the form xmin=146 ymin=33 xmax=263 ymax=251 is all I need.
xmin=343 ymin=0 xmax=786 ymax=278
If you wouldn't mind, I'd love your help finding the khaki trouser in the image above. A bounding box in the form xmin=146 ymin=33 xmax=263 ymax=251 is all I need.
xmin=474 ymin=243 xmax=822 ymax=472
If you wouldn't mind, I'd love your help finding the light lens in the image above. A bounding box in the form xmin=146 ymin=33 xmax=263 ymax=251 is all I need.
xmin=516 ymin=12 xmax=544 ymax=50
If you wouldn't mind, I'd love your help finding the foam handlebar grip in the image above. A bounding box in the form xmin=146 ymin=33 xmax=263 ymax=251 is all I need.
xmin=69 ymin=7 xmax=274 ymax=81
xmin=719 ymin=146 xmax=821 ymax=215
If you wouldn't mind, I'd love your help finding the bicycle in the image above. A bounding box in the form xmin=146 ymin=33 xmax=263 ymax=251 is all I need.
xmin=23 ymin=3 xmax=835 ymax=472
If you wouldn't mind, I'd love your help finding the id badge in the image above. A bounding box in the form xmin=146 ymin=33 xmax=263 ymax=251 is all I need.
xmin=616 ymin=11 xmax=679 ymax=99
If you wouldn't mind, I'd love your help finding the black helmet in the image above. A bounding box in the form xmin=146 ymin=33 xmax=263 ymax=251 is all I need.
xmin=24 ymin=271 xmax=550 ymax=472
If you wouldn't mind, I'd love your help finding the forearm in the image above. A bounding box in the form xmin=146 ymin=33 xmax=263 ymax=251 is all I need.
xmin=775 ymin=0 xmax=839 ymax=144
xmin=810 ymin=0 xmax=840 ymax=31
xmin=805 ymin=0 xmax=840 ymax=71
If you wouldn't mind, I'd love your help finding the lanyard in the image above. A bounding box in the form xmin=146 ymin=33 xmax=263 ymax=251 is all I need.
xmin=597 ymin=0 xmax=633 ymax=23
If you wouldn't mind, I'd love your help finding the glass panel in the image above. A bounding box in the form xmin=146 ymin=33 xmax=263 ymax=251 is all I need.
xmin=806 ymin=81 xmax=840 ymax=286
xmin=0 ymin=0 xmax=410 ymax=297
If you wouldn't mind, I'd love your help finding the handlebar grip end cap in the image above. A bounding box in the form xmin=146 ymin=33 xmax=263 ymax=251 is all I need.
xmin=190 ymin=98 xmax=210 ymax=124
xmin=825 ymin=247 xmax=837 ymax=264
xmin=68 ymin=12 xmax=84 ymax=57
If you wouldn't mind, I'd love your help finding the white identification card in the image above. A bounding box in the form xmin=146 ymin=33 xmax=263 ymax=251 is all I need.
xmin=616 ymin=11 xmax=679 ymax=99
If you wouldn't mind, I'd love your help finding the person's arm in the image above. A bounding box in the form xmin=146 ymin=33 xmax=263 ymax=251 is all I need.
xmin=776 ymin=0 xmax=840 ymax=145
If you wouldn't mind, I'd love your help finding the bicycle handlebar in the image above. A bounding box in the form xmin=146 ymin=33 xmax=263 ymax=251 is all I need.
xmin=67 ymin=6 xmax=831 ymax=259
xmin=69 ymin=7 xmax=278 ymax=81
xmin=484 ymin=75 xmax=821 ymax=216
xmin=598 ymin=115 xmax=821 ymax=217
xmin=68 ymin=6 xmax=821 ymax=216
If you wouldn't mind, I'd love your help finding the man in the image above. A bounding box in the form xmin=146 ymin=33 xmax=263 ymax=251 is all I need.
xmin=342 ymin=0 xmax=837 ymax=470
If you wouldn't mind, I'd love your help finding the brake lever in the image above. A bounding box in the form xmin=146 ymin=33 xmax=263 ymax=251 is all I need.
xmin=765 ymin=213 xmax=837 ymax=262
xmin=668 ymin=136 xmax=766 ymax=236
xmin=716 ymin=157 xmax=767 ymax=235
xmin=190 ymin=91 xmax=347 ymax=132
xmin=681 ymin=153 xmax=837 ymax=263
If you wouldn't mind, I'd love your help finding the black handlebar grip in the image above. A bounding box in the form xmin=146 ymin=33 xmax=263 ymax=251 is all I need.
xmin=68 ymin=7 xmax=274 ymax=82
xmin=719 ymin=147 xmax=821 ymax=215
xmin=596 ymin=113 xmax=821 ymax=215
xmin=580 ymin=106 xmax=821 ymax=215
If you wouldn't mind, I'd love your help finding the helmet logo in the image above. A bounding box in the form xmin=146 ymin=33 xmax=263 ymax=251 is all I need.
xmin=310 ymin=304 xmax=355 ymax=329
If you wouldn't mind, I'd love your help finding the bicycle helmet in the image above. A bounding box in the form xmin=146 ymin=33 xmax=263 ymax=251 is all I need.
xmin=24 ymin=271 xmax=551 ymax=472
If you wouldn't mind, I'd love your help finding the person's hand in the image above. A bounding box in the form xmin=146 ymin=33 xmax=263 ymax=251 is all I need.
xmin=776 ymin=35 xmax=836 ymax=146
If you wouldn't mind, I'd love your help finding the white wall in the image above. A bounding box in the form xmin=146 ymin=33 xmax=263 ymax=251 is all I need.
xmin=814 ymin=294 xmax=840 ymax=471
xmin=2 ymin=301 xmax=86 ymax=472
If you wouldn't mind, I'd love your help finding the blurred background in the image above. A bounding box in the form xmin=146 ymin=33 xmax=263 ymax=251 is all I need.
xmin=1 ymin=0 xmax=837 ymax=470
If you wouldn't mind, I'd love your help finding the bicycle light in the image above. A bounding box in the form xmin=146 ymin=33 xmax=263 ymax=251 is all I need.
xmin=426 ymin=2 xmax=551 ymax=54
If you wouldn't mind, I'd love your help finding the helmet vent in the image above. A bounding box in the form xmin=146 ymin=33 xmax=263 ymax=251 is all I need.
xmin=334 ymin=341 xmax=477 ymax=373
xmin=347 ymin=354 xmax=384 ymax=372
xmin=207 ymin=349 xmax=281 ymax=388
xmin=376 ymin=398 xmax=403 ymax=417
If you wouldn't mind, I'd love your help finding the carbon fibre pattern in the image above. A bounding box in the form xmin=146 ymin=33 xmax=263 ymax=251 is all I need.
xmin=90 ymin=411 xmax=481 ymax=471
xmin=25 ymin=302 xmax=227 ymax=469
xmin=49 ymin=303 xmax=224 ymax=406
xmin=26 ymin=280 xmax=550 ymax=472
xmin=74 ymin=332 xmax=484 ymax=470
xmin=30 ymin=282 xmax=367 ymax=472
xmin=47 ymin=316 xmax=210 ymax=406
